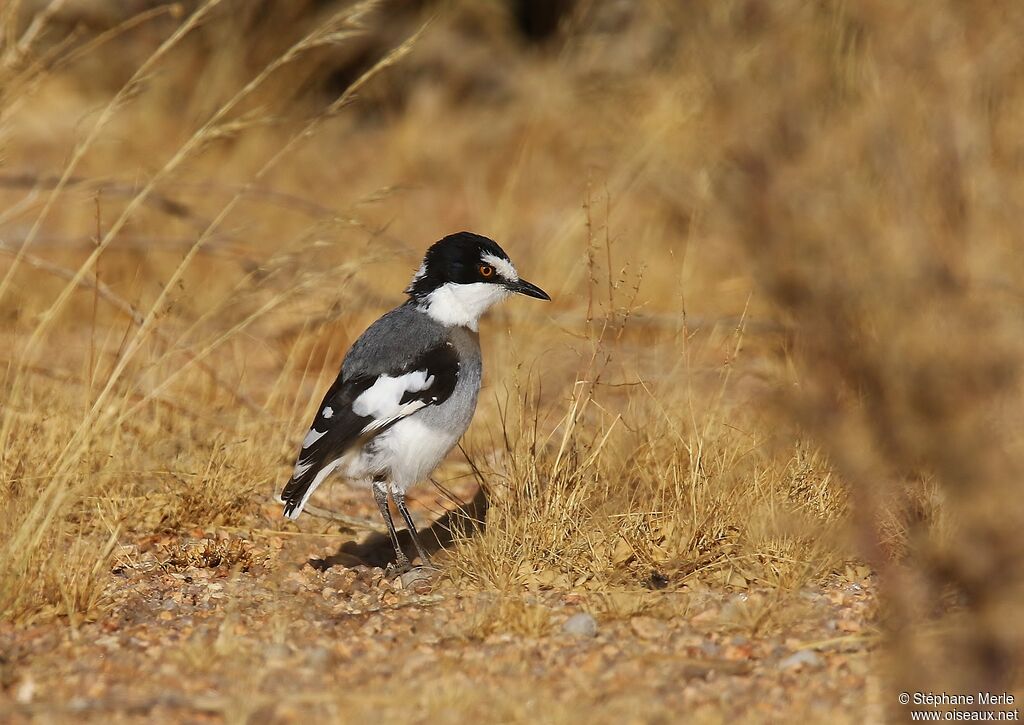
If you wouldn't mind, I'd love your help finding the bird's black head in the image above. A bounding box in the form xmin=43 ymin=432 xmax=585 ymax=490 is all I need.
xmin=405 ymin=231 xmax=550 ymax=302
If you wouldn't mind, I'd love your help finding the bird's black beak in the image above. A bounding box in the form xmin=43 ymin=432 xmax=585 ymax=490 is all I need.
xmin=508 ymin=278 xmax=551 ymax=301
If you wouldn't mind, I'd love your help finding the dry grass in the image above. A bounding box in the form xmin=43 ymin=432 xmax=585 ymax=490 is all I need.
xmin=1 ymin=0 xmax=1022 ymax=717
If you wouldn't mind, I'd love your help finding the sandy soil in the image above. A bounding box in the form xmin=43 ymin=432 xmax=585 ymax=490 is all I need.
xmin=0 ymin=512 xmax=881 ymax=724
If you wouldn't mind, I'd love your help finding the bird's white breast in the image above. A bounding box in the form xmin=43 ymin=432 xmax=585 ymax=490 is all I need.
xmin=374 ymin=416 xmax=465 ymax=490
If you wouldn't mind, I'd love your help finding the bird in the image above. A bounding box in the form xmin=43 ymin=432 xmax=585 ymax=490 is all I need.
xmin=279 ymin=231 xmax=550 ymax=571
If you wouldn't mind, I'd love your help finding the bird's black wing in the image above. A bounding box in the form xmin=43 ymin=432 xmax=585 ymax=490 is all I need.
xmin=280 ymin=339 xmax=459 ymax=519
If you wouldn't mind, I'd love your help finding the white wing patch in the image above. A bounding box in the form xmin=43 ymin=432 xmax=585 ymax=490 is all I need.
xmin=352 ymin=370 xmax=435 ymax=419
xmin=322 ymin=406 xmax=333 ymax=419
xmin=303 ymin=427 xmax=327 ymax=449
xmin=359 ymin=400 xmax=429 ymax=435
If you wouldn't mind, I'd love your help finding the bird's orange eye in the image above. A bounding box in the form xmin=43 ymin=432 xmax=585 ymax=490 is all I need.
xmin=478 ymin=264 xmax=495 ymax=279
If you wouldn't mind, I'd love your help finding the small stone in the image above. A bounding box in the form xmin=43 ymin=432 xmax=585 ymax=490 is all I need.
xmin=562 ymin=612 xmax=598 ymax=638
xmin=690 ymin=608 xmax=720 ymax=625
xmin=306 ymin=647 xmax=332 ymax=667
xmin=700 ymin=638 xmax=722 ymax=657
xmin=399 ymin=567 xmax=435 ymax=592
xmin=723 ymin=644 xmax=754 ymax=661
xmin=719 ymin=594 xmax=750 ymax=623
xmin=779 ymin=649 xmax=823 ymax=670
xmin=264 ymin=643 xmax=291 ymax=661
xmin=630 ymin=616 xmax=668 ymax=640
xmin=15 ymin=677 xmax=35 ymax=704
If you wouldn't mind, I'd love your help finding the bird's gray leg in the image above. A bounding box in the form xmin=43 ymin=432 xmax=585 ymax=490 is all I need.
xmin=392 ymin=489 xmax=433 ymax=568
xmin=372 ymin=479 xmax=411 ymax=572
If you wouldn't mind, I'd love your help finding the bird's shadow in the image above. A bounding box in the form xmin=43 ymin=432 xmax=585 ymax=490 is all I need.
xmin=307 ymin=485 xmax=488 ymax=571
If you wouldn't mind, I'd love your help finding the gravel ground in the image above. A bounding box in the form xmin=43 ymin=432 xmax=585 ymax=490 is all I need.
xmin=0 ymin=528 xmax=882 ymax=724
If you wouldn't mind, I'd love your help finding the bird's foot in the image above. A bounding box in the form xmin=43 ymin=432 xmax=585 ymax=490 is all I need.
xmin=384 ymin=554 xmax=413 ymax=579
xmin=398 ymin=564 xmax=439 ymax=591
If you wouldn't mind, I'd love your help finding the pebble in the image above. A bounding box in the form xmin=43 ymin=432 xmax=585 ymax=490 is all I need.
xmin=690 ymin=608 xmax=720 ymax=625
xmin=779 ymin=649 xmax=823 ymax=670
xmin=630 ymin=616 xmax=668 ymax=640
xmin=15 ymin=677 xmax=35 ymax=704
xmin=700 ymin=638 xmax=722 ymax=657
xmin=399 ymin=567 xmax=435 ymax=593
xmin=562 ymin=612 xmax=598 ymax=638
xmin=719 ymin=594 xmax=750 ymax=623
xmin=264 ymin=643 xmax=292 ymax=661
xmin=306 ymin=647 xmax=332 ymax=667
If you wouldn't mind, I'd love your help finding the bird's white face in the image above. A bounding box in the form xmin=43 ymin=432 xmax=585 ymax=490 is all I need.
xmin=421 ymin=253 xmax=519 ymax=330
xmin=406 ymin=233 xmax=550 ymax=330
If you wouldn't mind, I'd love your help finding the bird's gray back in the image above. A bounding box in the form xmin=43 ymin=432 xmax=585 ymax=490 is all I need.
xmin=342 ymin=303 xmax=448 ymax=380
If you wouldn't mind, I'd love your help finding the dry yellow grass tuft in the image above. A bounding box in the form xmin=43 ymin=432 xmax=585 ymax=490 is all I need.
xmin=1 ymin=0 xmax=1022 ymax=719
